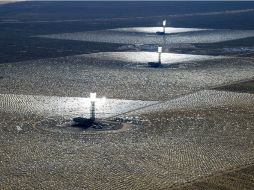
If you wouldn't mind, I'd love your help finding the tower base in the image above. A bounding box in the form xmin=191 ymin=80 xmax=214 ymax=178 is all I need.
xmin=156 ymin=31 xmax=165 ymax=35
xmin=148 ymin=62 xmax=162 ymax=68
xmin=72 ymin=117 xmax=95 ymax=129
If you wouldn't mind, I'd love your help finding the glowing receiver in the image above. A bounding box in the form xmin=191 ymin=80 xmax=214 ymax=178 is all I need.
xmin=163 ymin=20 xmax=166 ymax=27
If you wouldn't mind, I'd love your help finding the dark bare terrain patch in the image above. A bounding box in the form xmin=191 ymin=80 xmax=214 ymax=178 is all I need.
xmin=215 ymin=79 xmax=254 ymax=94
xmin=176 ymin=163 xmax=254 ymax=190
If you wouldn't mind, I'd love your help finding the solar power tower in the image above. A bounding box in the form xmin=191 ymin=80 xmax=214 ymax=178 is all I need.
xmin=90 ymin=93 xmax=96 ymax=121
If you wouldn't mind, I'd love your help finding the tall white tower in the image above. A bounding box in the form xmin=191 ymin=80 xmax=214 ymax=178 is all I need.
xmin=90 ymin=93 xmax=96 ymax=121
xmin=162 ymin=20 xmax=166 ymax=34
xmin=148 ymin=47 xmax=163 ymax=67
xmin=158 ymin=46 xmax=162 ymax=64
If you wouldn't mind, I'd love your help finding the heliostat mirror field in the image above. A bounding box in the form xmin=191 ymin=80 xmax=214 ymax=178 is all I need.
xmin=1 ymin=2 xmax=254 ymax=189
